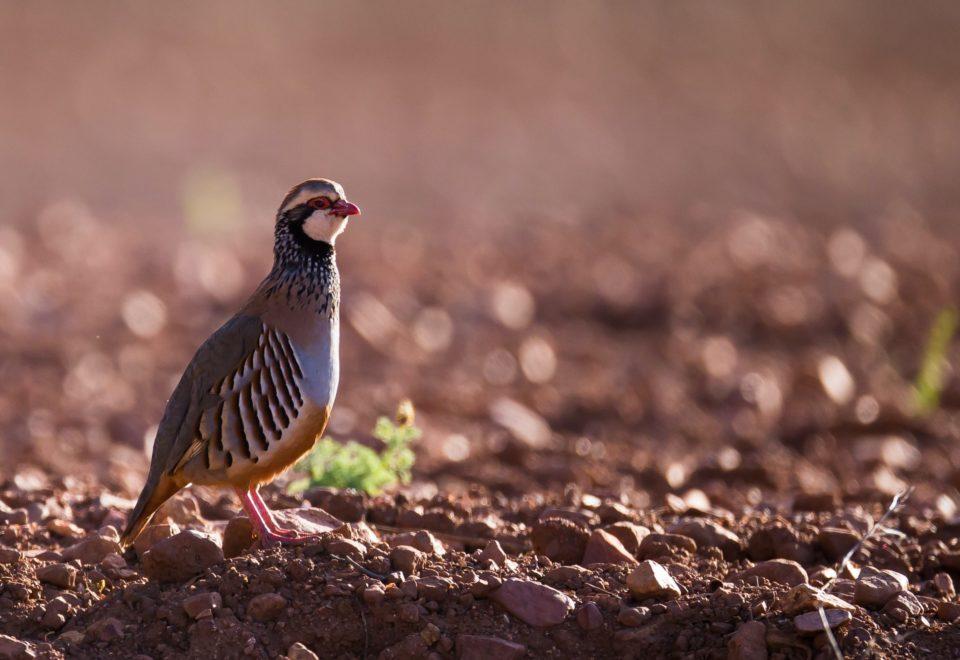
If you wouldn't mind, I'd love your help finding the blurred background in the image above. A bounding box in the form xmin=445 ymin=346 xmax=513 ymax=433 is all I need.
xmin=2 ymin=1 xmax=960 ymax=510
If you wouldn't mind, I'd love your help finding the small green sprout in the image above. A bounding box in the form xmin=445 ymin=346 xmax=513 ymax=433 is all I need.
xmin=289 ymin=400 xmax=420 ymax=495
xmin=913 ymin=306 xmax=958 ymax=416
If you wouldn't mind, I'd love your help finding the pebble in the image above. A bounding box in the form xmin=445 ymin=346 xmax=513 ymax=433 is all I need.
xmin=182 ymin=592 xmax=222 ymax=619
xmin=0 ymin=546 xmax=22 ymax=564
xmin=617 ymin=605 xmax=651 ymax=627
xmin=133 ymin=523 xmax=180 ymax=560
xmin=325 ymin=537 xmax=366 ymax=560
xmin=530 ymin=518 xmax=589 ymax=564
xmin=362 ymin=585 xmax=385 ymax=607
xmin=938 ymin=601 xmax=960 ymax=622
xmin=36 ymin=563 xmax=77 ymax=589
xmin=246 ymin=592 xmax=287 ymax=621
xmin=391 ymin=545 xmax=426 ymax=574
xmin=222 ymin=517 xmax=254 ymax=558
xmin=602 ymin=522 xmax=650 ymax=554
xmin=577 ymin=602 xmax=604 ymax=630
xmin=794 ymin=608 xmax=852 ymax=634
xmin=882 ymin=590 xmax=922 ymax=622
xmin=733 ymin=559 xmax=808 ymax=587
xmin=41 ymin=596 xmax=72 ymax=629
xmin=853 ymin=566 xmax=908 ymax=608
xmin=455 ymin=634 xmax=526 ymax=660
xmin=46 ymin=519 xmax=84 ymax=539
xmin=141 ymin=530 xmax=223 ymax=582
xmin=86 ymin=617 xmax=124 ymax=642
xmin=389 ymin=530 xmax=445 ymax=557
xmin=398 ymin=603 xmax=420 ymax=623
xmin=287 ymin=642 xmax=320 ymax=660
xmin=61 ymin=535 xmax=121 ymax=564
xmin=418 ymin=576 xmax=454 ymax=602
xmin=933 ymin=572 xmax=956 ymax=598
xmin=478 ymin=540 xmax=508 ymax=566
xmin=638 ymin=533 xmax=696 ymax=559
xmin=0 ymin=634 xmax=34 ymax=660
xmin=626 ymin=560 xmax=682 ymax=600
xmin=775 ymin=583 xmax=856 ymax=615
xmin=581 ymin=528 xmax=638 ymax=566
xmin=747 ymin=524 xmax=813 ymax=564
xmin=667 ymin=520 xmax=742 ymax=559
xmin=489 ymin=579 xmax=576 ymax=627
xmin=817 ymin=527 xmax=859 ymax=561
xmin=727 ymin=620 xmax=767 ymax=660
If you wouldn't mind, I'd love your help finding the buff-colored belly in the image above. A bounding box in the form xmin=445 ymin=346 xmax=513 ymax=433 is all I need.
xmin=182 ymin=402 xmax=330 ymax=490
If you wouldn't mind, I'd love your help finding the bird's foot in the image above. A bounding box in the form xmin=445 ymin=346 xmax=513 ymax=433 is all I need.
xmin=255 ymin=528 xmax=322 ymax=547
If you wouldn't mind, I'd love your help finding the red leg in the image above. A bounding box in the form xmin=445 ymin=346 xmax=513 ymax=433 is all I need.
xmin=234 ymin=488 xmax=297 ymax=547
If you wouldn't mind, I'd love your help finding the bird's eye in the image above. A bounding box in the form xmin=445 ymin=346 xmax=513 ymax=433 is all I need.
xmin=308 ymin=197 xmax=331 ymax=210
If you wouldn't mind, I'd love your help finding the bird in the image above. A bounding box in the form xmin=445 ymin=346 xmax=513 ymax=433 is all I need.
xmin=120 ymin=178 xmax=361 ymax=548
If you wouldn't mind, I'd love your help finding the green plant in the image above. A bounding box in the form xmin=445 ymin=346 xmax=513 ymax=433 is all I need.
xmin=289 ymin=403 xmax=419 ymax=495
xmin=913 ymin=306 xmax=958 ymax=416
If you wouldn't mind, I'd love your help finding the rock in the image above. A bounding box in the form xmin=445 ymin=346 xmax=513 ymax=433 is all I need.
xmin=287 ymin=642 xmax=320 ymax=660
xmin=36 ymin=563 xmax=77 ymax=589
xmin=391 ymin=545 xmax=426 ymax=575
xmin=853 ymin=566 xmax=907 ymax=608
xmin=418 ymin=576 xmax=455 ymax=602
xmin=617 ymin=605 xmax=651 ymax=627
xmin=182 ymin=592 xmax=222 ymax=619
xmin=46 ymin=519 xmax=84 ymax=538
xmin=247 ymin=593 xmax=287 ymax=621
xmin=938 ymin=601 xmax=960 ymax=622
xmin=57 ymin=630 xmax=84 ymax=645
xmin=934 ymin=572 xmax=956 ymax=598
xmin=882 ymin=590 xmax=922 ymax=622
xmin=733 ymin=559 xmax=808 ymax=588
xmin=0 ymin=634 xmax=34 ymax=660
xmin=325 ymin=537 xmax=366 ymax=560
xmin=41 ymin=596 xmax=72 ymax=629
xmin=792 ymin=492 xmax=839 ymax=512
xmin=794 ymin=608 xmax=852 ymax=634
xmin=420 ymin=622 xmax=441 ymax=645
xmin=667 ymin=520 xmax=742 ymax=559
xmin=489 ymin=579 xmax=576 ymax=627
xmin=626 ymin=560 xmax=682 ymax=600
xmin=61 ymin=535 xmax=121 ymax=564
xmin=362 ymin=585 xmax=385 ymax=606
xmin=0 ymin=546 xmax=22 ymax=564
xmin=141 ymin=530 xmax=223 ymax=582
xmin=158 ymin=492 xmax=202 ymax=526
xmin=0 ymin=509 xmax=28 ymax=526
xmin=479 ymin=540 xmax=508 ymax=566
xmin=133 ymin=523 xmax=180 ymax=560
xmin=817 ymin=527 xmax=859 ymax=561
xmin=747 ymin=524 xmax=813 ymax=564
xmin=775 ymin=583 xmax=856 ymax=615
xmin=222 ymin=516 xmax=255 ymax=558
xmin=728 ymin=621 xmax=767 ymax=660
xmin=86 ymin=617 xmax=124 ymax=642
xmin=530 ymin=518 xmax=589 ymax=564
xmin=577 ymin=601 xmax=604 ymax=630
xmin=581 ymin=529 xmax=638 ymax=566
xmin=304 ymin=487 xmax=366 ymax=522
xmin=270 ymin=507 xmax=342 ymax=537
xmin=389 ymin=530 xmax=445 ymax=557
xmin=602 ymin=522 xmax=649 ymax=554
xmin=455 ymin=634 xmax=526 ymax=660
xmin=638 ymin=533 xmax=696 ymax=559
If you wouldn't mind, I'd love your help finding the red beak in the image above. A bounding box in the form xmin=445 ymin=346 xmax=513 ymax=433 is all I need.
xmin=332 ymin=199 xmax=361 ymax=217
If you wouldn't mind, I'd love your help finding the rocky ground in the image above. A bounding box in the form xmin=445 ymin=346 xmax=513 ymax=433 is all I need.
xmin=3 ymin=191 xmax=960 ymax=659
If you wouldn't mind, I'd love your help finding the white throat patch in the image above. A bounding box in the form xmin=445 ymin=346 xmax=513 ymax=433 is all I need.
xmin=303 ymin=212 xmax=349 ymax=244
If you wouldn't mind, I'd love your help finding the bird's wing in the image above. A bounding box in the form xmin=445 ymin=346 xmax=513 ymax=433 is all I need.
xmin=159 ymin=314 xmax=308 ymax=475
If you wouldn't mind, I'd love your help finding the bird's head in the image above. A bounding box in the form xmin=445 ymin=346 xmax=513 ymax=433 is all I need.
xmin=276 ymin=178 xmax=361 ymax=246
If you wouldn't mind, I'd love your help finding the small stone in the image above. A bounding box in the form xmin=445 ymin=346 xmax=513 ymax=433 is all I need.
xmin=530 ymin=518 xmax=589 ymax=564
xmin=581 ymin=528 xmax=638 ymax=566
xmin=326 ymin=537 xmax=366 ymax=560
xmin=46 ymin=519 xmax=84 ymax=539
xmin=577 ymin=601 xmax=604 ymax=630
xmin=398 ymin=602 xmax=420 ymax=623
xmin=455 ymin=635 xmax=526 ymax=660
xmin=86 ymin=617 xmax=123 ymax=642
xmin=0 ymin=546 xmax=22 ymax=564
xmin=222 ymin=517 xmax=254 ymax=559
xmin=287 ymin=642 xmax=319 ymax=660
xmin=882 ymin=590 xmax=922 ymax=622
xmin=36 ymin=563 xmax=77 ymax=589
xmin=418 ymin=576 xmax=454 ymax=602
xmin=617 ymin=605 xmax=650 ymax=627
xmin=391 ymin=545 xmax=426 ymax=575
xmin=854 ymin=566 xmax=907 ymax=608
xmin=133 ymin=523 xmax=180 ymax=560
xmin=794 ymin=608 xmax=852 ymax=634
xmin=938 ymin=601 xmax=960 ymax=622
xmin=389 ymin=530 xmax=445 ymax=557
xmin=747 ymin=524 xmax=813 ymax=564
xmin=141 ymin=530 xmax=223 ymax=583
xmin=733 ymin=559 xmax=808 ymax=588
xmin=638 ymin=533 xmax=697 ymax=559
xmin=304 ymin=487 xmax=366 ymax=522
xmin=362 ymin=585 xmax=385 ymax=607
xmin=933 ymin=572 xmax=955 ymax=598
xmin=602 ymin=522 xmax=650 ymax=554
xmin=0 ymin=509 xmax=28 ymax=526
xmin=247 ymin=592 xmax=286 ymax=621
xmin=728 ymin=620 xmax=767 ymax=660
xmin=157 ymin=492 xmax=202 ymax=526
xmin=479 ymin=540 xmax=508 ymax=566
xmin=420 ymin=622 xmax=441 ymax=646
xmin=58 ymin=630 xmax=84 ymax=645
xmin=0 ymin=634 xmax=34 ymax=660
xmin=793 ymin=492 xmax=839 ymax=512
xmin=667 ymin=520 xmax=742 ymax=559
xmin=626 ymin=560 xmax=682 ymax=600
xmin=775 ymin=583 xmax=856 ymax=615
xmin=41 ymin=596 xmax=72 ymax=629
xmin=100 ymin=552 xmax=126 ymax=570
xmin=61 ymin=535 xmax=121 ymax=565
xmin=817 ymin=527 xmax=859 ymax=561
xmin=489 ymin=579 xmax=576 ymax=627
xmin=182 ymin=592 xmax=222 ymax=619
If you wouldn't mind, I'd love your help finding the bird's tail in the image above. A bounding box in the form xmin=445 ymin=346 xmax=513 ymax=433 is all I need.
xmin=120 ymin=471 xmax=180 ymax=549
